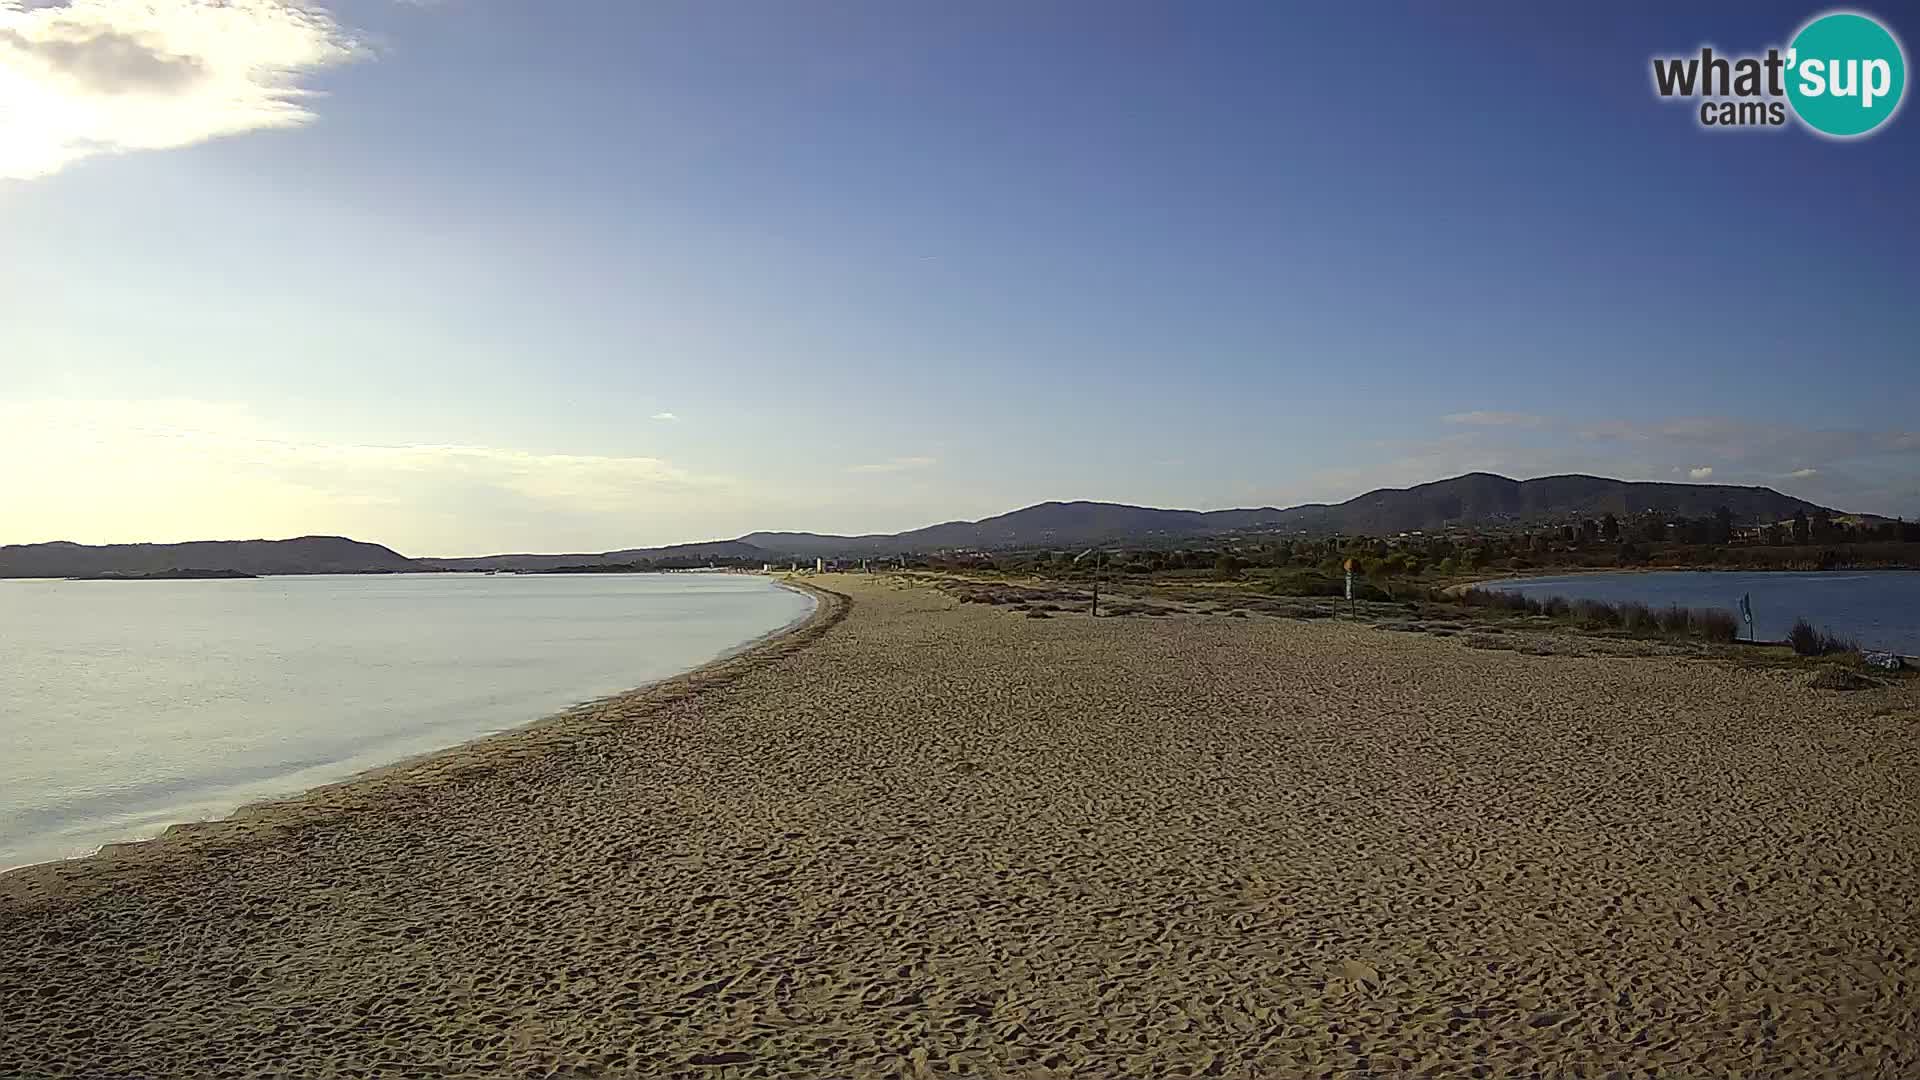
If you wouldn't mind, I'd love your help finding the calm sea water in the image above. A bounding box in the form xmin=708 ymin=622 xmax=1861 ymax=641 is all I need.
xmin=0 ymin=573 xmax=812 ymax=871
xmin=1484 ymin=570 xmax=1920 ymax=654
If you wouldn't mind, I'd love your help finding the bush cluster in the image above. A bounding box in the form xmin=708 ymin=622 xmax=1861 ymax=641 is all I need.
xmin=1458 ymin=589 xmax=1739 ymax=643
xmin=1788 ymin=619 xmax=1857 ymax=657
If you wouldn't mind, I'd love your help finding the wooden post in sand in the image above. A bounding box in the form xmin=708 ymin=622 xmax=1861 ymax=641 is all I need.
xmin=1073 ymin=547 xmax=1102 ymax=617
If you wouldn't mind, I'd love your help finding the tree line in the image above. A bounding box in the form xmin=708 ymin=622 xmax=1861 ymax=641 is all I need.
xmin=900 ymin=507 xmax=1920 ymax=580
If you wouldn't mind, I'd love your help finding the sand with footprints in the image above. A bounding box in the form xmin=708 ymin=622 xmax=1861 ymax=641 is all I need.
xmin=3 ymin=574 xmax=1917 ymax=1078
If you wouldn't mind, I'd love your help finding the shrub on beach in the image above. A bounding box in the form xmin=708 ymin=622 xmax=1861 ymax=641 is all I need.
xmin=1789 ymin=618 xmax=1857 ymax=656
xmin=1571 ymin=599 xmax=1618 ymax=629
xmin=1788 ymin=619 xmax=1819 ymax=655
xmin=1688 ymin=608 xmax=1739 ymax=643
xmin=1265 ymin=568 xmax=1389 ymax=601
xmin=1615 ymin=600 xmax=1654 ymax=633
xmin=1262 ymin=568 xmax=1345 ymax=597
xmin=1821 ymin=624 xmax=1850 ymax=654
xmin=1460 ymin=588 xmax=1542 ymax=615
xmin=1656 ymin=604 xmax=1692 ymax=635
xmin=1460 ymin=589 xmax=1740 ymax=645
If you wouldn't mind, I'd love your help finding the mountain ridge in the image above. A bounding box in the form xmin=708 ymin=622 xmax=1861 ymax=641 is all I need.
xmin=0 ymin=536 xmax=417 ymax=578
xmin=737 ymin=473 xmax=1830 ymax=557
xmin=418 ymin=540 xmax=775 ymax=572
xmin=1 ymin=473 xmax=1836 ymax=576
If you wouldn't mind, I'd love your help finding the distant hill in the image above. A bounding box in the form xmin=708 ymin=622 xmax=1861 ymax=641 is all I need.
xmin=0 ymin=536 xmax=419 ymax=579
xmin=740 ymin=501 xmax=1309 ymax=558
xmin=1294 ymin=472 xmax=1829 ymax=535
xmin=419 ymin=540 xmax=775 ymax=572
xmin=736 ymin=473 xmax=1831 ymax=556
xmin=4 ymin=473 xmax=1836 ymax=574
xmin=71 ymin=568 xmax=259 ymax=581
xmin=603 ymin=539 xmax=775 ymax=563
xmin=411 ymin=552 xmax=608 ymax=572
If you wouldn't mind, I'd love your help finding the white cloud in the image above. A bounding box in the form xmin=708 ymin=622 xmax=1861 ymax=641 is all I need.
xmin=1789 ymin=467 xmax=1818 ymax=479
xmin=848 ymin=455 xmax=937 ymax=474
xmin=1441 ymin=410 xmax=1548 ymax=429
xmin=1688 ymin=466 xmax=1714 ymax=480
xmin=0 ymin=0 xmax=362 ymax=181
xmin=649 ymin=411 xmax=679 ymax=422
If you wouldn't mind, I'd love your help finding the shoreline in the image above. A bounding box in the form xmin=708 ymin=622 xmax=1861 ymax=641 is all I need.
xmin=1448 ymin=568 xmax=1920 ymax=657
xmin=4 ymin=573 xmax=1916 ymax=1076
xmin=1439 ymin=566 xmax=1654 ymax=597
xmin=1448 ymin=563 xmax=1920 ymax=593
xmin=0 ymin=576 xmax=847 ymax=909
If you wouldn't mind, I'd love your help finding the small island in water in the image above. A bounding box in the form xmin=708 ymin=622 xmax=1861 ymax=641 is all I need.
xmin=67 ymin=568 xmax=259 ymax=581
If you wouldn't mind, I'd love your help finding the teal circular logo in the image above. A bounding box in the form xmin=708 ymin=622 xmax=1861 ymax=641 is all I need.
xmin=1787 ymin=11 xmax=1907 ymax=137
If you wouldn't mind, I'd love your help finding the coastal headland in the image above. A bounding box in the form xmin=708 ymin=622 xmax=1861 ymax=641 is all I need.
xmin=3 ymin=574 xmax=1916 ymax=1077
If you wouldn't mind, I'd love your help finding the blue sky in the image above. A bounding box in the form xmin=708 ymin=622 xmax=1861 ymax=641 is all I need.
xmin=2 ymin=0 xmax=1915 ymax=554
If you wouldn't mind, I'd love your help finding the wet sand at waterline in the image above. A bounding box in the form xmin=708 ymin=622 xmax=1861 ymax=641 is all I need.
xmin=4 ymin=576 xmax=1917 ymax=1078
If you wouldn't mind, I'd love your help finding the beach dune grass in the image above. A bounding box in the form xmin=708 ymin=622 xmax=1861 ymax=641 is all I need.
xmin=1789 ymin=618 xmax=1858 ymax=656
xmin=1459 ymin=588 xmax=1739 ymax=643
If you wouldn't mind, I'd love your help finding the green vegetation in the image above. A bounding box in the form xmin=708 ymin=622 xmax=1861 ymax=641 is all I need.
xmin=1256 ymin=567 xmax=1343 ymax=596
xmin=905 ymin=568 xmax=1902 ymax=671
xmin=1253 ymin=567 xmax=1393 ymax=601
xmin=1788 ymin=619 xmax=1858 ymax=657
xmin=864 ymin=507 xmax=1909 ymax=659
xmin=521 ymin=554 xmax=769 ymax=574
xmin=903 ymin=505 xmax=1920 ymax=585
xmin=1458 ymin=588 xmax=1740 ymax=644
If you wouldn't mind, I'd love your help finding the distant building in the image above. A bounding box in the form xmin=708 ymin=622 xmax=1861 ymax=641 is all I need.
xmin=815 ymin=557 xmax=825 ymax=573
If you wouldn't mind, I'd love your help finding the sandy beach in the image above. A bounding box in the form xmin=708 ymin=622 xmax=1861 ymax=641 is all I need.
xmin=3 ymin=573 xmax=1917 ymax=1078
